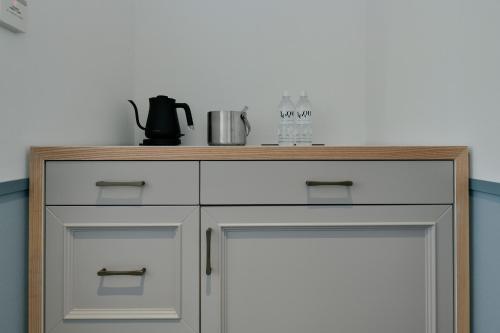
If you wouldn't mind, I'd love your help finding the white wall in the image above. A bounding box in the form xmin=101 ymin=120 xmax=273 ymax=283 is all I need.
xmin=365 ymin=0 xmax=500 ymax=182
xmin=133 ymin=0 xmax=368 ymax=146
xmin=2 ymin=0 xmax=497 ymax=182
xmin=0 ymin=0 xmax=135 ymax=182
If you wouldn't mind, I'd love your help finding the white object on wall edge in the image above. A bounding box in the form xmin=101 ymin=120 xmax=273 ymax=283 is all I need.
xmin=0 ymin=0 xmax=27 ymax=33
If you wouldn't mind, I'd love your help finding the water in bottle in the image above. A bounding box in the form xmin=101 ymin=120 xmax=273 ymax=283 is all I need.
xmin=295 ymin=91 xmax=312 ymax=145
xmin=278 ymin=91 xmax=296 ymax=146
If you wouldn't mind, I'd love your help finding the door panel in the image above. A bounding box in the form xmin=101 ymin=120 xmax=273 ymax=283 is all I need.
xmin=201 ymin=205 xmax=453 ymax=333
xmin=45 ymin=206 xmax=199 ymax=333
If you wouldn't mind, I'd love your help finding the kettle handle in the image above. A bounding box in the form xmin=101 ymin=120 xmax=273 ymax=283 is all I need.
xmin=128 ymin=100 xmax=146 ymax=130
xmin=176 ymin=103 xmax=195 ymax=130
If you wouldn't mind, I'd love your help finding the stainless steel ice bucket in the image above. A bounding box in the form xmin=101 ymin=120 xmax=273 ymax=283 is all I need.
xmin=207 ymin=108 xmax=251 ymax=146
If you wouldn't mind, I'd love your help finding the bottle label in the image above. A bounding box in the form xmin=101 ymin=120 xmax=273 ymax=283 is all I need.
xmin=280 ymin=110 xmax=295 ymax=120
xmin=296 ymin=110 xmax=311 ymax=123
xmin=279 ymin=109 xmax=295 ymax=144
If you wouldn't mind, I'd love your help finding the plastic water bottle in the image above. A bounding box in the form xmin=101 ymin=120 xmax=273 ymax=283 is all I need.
xmin=278 ymin=91 xmax=296 ymax=146
xmin=295 ymin=91 xmax=312 ymax=145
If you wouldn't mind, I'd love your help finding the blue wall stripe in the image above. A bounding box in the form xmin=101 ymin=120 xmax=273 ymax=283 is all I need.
xmin=0 ymin=190 xmax=28 ymax=333
xmin=0 ymin=178 xmax=29 ymax=196
xmin=471 ymin=190 xmax=500 ymax=332
xmin=470 ymin=179 xmax=500 ymax=197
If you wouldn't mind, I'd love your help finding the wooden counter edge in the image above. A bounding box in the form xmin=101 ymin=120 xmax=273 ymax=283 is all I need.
xmin=455 ymin=149 xmax=470 ymax=333
xmin=28 ymin=150 xmax=44 ymax=333
xmin=30 ymin=145 xmax=468 ymax=160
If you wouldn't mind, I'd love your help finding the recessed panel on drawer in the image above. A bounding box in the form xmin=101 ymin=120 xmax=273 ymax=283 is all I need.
xmin=45 ymin=206 xmax=199 ymax=333
xmin=201 ymin=161 xmax=453 ymax=205
xmin=46 ymin=161 xmax=199 ymax=205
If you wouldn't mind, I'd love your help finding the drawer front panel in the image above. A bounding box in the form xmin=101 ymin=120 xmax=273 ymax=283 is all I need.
xmin=201 ymin=161 xmax=453 ymax=205
xmin=45 ymin=206 xmax=199 ymax=332
xmin=46 ymin=161 xmax=199 ymax=205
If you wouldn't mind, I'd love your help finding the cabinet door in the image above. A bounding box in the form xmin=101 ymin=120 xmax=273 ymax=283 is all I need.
xmin=201 ymin=206 xmax=453 ymax=333
xmin=45 ymin=206 xmax=199 ymax=333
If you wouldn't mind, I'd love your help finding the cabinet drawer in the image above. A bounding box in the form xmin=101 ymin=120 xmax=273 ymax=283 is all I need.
xmin=201 ymin=161 xmax=453 ymax=205
xmin=46 ymin=161 xmax=199 ymax=205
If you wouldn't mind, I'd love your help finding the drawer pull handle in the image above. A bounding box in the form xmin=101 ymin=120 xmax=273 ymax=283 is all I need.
xmin=97 ymin=268 xmax=146 ymax=276
xmin=96 ymin=181 xmax=146 ymax=187
xmin=206 ymin=228 xmax=213 ymax=276
xmin=306 ymin=180 xmax=354 ymax=187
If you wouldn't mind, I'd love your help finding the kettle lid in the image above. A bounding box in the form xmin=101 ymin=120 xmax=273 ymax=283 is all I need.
xmin=156 ymin=95 xmax=175 ymax=102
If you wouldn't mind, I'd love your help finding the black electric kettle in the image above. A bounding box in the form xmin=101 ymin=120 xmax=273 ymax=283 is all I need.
xmin=129 ymin=95 xmax=194 ymax=146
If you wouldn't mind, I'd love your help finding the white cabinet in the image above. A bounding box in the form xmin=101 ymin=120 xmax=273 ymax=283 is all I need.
xmin=201 ymin=206 xmax=453 ymax=333
xmin=33 ymin=147 xmax=467 ymax=333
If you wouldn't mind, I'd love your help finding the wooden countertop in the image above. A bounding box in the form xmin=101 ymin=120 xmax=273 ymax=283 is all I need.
xmin=31 ymin=145 xmax=468 ymax=160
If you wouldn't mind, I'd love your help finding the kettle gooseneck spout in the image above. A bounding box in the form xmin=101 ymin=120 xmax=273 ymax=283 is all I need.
xmin=128 ymin=100 xmax=146 ymax=130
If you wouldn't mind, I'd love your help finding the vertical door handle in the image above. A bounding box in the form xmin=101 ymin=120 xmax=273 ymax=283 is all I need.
xmin=206 ymin=228 xmax=212 ymax=275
